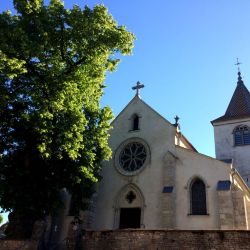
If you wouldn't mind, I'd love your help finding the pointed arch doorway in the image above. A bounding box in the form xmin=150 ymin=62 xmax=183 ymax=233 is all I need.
xmin=114 ymin=184 xmax=145 ymax=229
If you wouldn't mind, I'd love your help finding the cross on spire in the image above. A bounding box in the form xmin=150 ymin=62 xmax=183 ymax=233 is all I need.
xmin=132 ymin=81 xmax=145 ymax=96
xmin=235 ymin=58 xmax=244 ymax=84
xmin=235 ymin=58 xmax=242 ymax=72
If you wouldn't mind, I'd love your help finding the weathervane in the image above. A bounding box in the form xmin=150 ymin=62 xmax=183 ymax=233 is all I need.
xmin=235 ymin=58 xmax=244 ymax=84
xmin=235 ymin=58 xmax=242 ymax=72
xmin=132 ymin=81 xmax=145 ymax=96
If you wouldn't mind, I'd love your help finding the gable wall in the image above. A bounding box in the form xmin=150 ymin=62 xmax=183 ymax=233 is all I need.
xmin=92 ymin=97 xmax=177 ymax=229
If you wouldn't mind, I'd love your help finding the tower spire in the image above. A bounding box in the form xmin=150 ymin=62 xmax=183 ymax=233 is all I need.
xmin=211 ymin=60 xmax=250 ymax=123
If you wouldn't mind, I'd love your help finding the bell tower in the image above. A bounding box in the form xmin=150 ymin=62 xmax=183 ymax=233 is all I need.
xmin=211 ymin=70 xmax=250 ymax=184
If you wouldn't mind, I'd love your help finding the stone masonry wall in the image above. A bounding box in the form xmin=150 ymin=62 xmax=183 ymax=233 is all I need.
xmin=1 ymin=230 xmax=250 ymax=250
xmin=232 ymin=186 xmax=247 ymax=229
xmin=0 ymin=240 xmax=38 ymax=250
xmin=217 ymin=190 xmax=234 ymax=229
xmin=82 ymin=230 xmax=250 ymax=250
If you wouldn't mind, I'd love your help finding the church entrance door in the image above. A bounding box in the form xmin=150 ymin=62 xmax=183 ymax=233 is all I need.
xmin=119 ymin=208 xmax=141 ymax=229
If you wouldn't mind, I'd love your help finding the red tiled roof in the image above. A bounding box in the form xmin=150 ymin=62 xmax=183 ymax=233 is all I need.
xmin=211 ymin=72 xmax=250 ymax=124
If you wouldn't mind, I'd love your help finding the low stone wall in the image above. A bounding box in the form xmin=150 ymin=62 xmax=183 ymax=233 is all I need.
xmin=82 ymin=230 xmax=250 ymax=250
xmin=1 ymin=230 xmax=250 ymax=250
xmin=0 ymin=240 xmax=38 ymax=250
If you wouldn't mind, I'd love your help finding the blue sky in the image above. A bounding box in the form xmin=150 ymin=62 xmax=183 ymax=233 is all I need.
xmin=1 ymin=0 xmax=250 ymax=223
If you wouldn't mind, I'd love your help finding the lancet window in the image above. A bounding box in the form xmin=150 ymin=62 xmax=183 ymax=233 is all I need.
xmin=190 ymin=178 xmax=207 ymax=215
xmin=131 ymin=114 xmax=139 ymax=131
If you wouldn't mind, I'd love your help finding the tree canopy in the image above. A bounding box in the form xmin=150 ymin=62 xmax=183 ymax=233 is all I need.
xmin=0 ymin=0 xmax=135 ymax=221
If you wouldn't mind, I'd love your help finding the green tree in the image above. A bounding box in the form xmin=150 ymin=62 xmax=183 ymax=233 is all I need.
xmin=0 ymin=0 xmax=135 ymax=237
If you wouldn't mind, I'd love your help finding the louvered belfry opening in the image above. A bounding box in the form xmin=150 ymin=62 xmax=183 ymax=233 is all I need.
xmin=234 ymin=125 xmax=250 ymax=146
xmin=191 ymin=179 xmax=207 ymax=215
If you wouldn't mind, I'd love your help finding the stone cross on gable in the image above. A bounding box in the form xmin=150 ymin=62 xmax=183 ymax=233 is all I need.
xmin=132 ymin=81 xmax=145 ymax=96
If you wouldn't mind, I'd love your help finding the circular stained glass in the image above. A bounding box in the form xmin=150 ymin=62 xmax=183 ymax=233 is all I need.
xmin=119 ymin=142 xmax=147 ymax=172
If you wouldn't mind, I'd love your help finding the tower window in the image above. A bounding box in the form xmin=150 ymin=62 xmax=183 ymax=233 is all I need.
xmin=131 ymin=114 xmax=140 ymax=131
xmin=190 ymin=179 xmax=207 ymax=215
xmin=234 ymin=125 xmax=250 ymax=146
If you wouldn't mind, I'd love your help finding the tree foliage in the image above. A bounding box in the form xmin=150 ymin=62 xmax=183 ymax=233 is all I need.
xmin=0 ymin=0 xmax=135 ymax=220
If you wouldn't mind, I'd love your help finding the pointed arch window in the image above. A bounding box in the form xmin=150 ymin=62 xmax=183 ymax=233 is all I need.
xmin=234 ymin=125 xmax=250 ymax=146
xmin=190 ymin=179 xmax=207 ymax=215
xmin=131 ymin=114 xmax=140 ymax=131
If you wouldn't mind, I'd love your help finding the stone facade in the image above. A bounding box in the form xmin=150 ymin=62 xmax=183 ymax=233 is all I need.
xmin=86 ymin=95 xmax=250 ymax=231
xmin=91 ymin=96 xmax=177 ymax=230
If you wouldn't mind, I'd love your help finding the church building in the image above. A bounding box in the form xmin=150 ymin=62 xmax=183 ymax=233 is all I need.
xmin=84 ymin=71 xmax=250 ymax=231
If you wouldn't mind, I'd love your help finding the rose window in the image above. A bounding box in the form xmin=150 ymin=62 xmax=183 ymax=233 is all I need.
xmin=119 ymin=142 xmax=147 ymax=172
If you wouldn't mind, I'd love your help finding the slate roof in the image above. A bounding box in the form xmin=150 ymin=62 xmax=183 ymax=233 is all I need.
xmin=211 ymin=72 xmax=250 ymax=124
